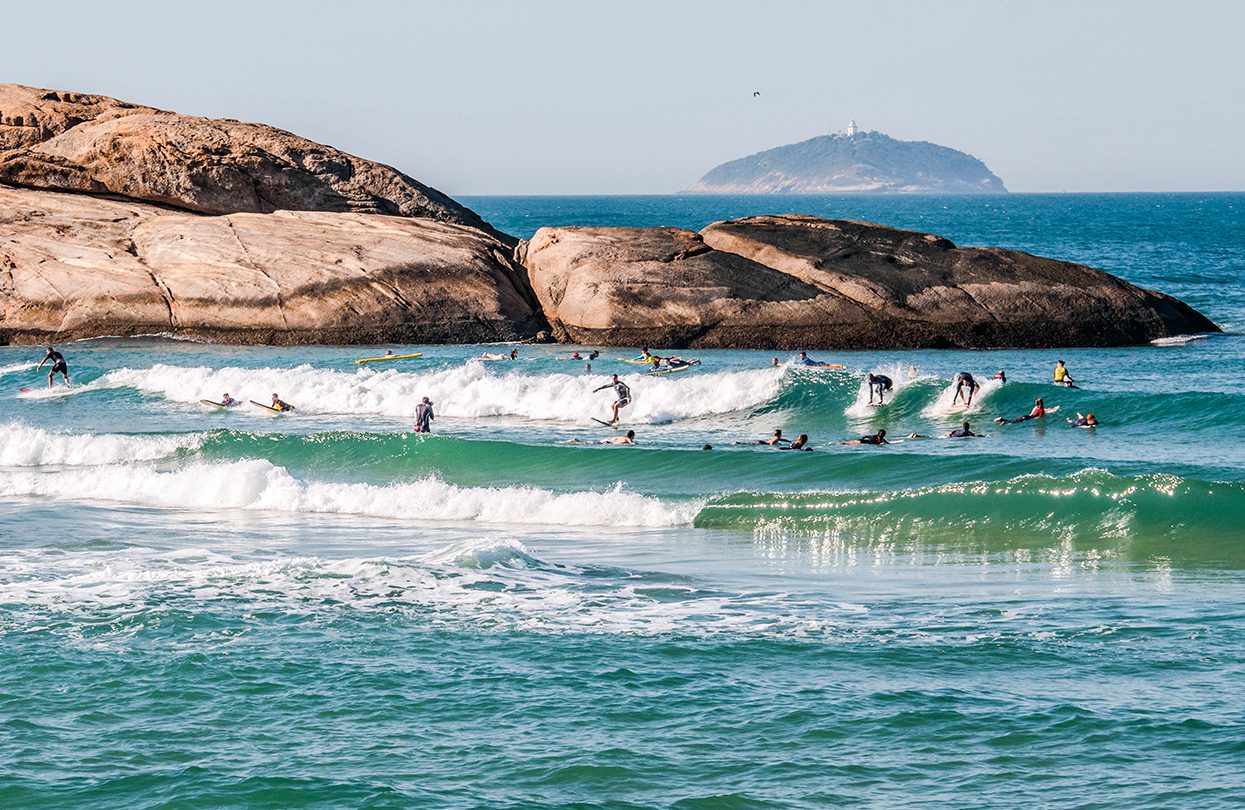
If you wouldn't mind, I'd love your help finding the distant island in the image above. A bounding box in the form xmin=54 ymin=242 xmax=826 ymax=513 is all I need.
xmin=684 ymin=122 xmax=1007 ymax=194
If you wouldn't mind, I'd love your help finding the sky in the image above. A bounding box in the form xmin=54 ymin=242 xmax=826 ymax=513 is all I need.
xmin=2 ymin=0 xmax=1242 ymax=194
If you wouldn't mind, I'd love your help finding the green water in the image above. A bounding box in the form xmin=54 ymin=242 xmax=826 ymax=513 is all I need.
xmin=1 ymin=193 xmax=1243 ymax=807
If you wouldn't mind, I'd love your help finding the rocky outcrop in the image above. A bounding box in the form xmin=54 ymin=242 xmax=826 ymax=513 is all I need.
xmin=519 ymin=215 xmax=1217 ymax=349
xmin=684 ymin=131 xmax=1006 ymax=194
xmin=0 ymin=186 xmax=542 ymax=345
xmin=0 ymin=84 xmax=501 ymax=237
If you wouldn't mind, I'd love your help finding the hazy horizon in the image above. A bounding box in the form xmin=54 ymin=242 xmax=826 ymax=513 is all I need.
xmin=2 ymin=0 xmax=1242 ymax=195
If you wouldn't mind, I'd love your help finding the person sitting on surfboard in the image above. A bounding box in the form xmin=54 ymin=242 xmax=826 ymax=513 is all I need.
xmin=220 ymin=393 xmax=240 ymax=408
xmin=840 ymin=429 xmax=888 ymax=446
xmin=952 ymin=372 xmax=979 ymax=407
xmin=592 ymin=374 xmax=632 ymax=424
xmin=948 ymin=421 xmax=984 ymax=438
xmin=37 ymin=346 xmax=69 ymax=388
xmin=995 ymin=398 xmax=1047 ymax=424
xmin=1053 ymin=360 xmax=1076 ymax=387
xmin=270 ymin=393 xmax=295 ymax=412
xmin=867 ymin=373 xmax=893 ymax=404
xmin=414 ymin=397 xmax=434 ymax=433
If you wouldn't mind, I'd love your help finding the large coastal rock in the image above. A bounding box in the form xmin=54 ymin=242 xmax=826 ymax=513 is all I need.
xmin=684 ymin=131 xmax=1006 ymax=194
xmin=0 ymin=185 xmax=542 ymax=345
xmin=519 ymin=215 xmax=1217 ymax=349
xmin=0 ymin=84 xmax=500 ymax=236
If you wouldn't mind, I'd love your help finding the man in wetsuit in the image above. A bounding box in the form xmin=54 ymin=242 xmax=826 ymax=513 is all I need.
xmin=841 ymin=429 xmax=889 ymax=446
xmin=948 ymin=421 xmax=984 ymax=438
xmin=952 ymin=372 xmax=979 ymax=407
xmin=1053 ymin=360 xmax=1077 ymax=387
xmin=414 ymin=397 xmax=434 ymax=433
xmin=220 ymin=393 xmax=240 ymax=408
xmin=867 ymin=373 xmax=893 ymax=404
xmin=270 ymin=393 xmax=295 ymax=412
xmin=37 ymin=346 xmax=69 ymax=387
xmin=593 ymin=374 xmax=632 ymax=424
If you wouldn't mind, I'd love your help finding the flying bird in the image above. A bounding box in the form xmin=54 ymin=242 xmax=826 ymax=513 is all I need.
xmin=753 ymin=91 xmax=761 ymax=97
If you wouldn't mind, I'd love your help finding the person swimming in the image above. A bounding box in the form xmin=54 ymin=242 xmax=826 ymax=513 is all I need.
xmin=867 ymin=373 xmax=893 ymax=404
xmin=947 ymin=421 xmax=984 ymax=438
xmin=952 ymin=372 xmax=980 ymax=407
xmin=840 ymin=429 xmax=888 ymax=446
xmin=592 ymin=374 xmax=632 ymax=424
xmin=995 ymin=397 xmax=1046 ymax=424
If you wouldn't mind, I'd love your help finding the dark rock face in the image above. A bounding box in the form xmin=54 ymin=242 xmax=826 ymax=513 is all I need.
xmin=684 ymin=131 xmax=1006 ymax=194
xmin=0 ymin=83 xmax=502 ymax=238
xmin=520 ymin=215 xmax=1218 ymax=349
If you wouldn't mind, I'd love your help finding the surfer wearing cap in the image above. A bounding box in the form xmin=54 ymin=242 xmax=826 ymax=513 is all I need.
xmin=952 ymin=372 xmax=979 ymax=407
xmin=36 ymin=346 xmax=69 ymax=387
xmin=593 ymin=374 xmax=632 ymax=424
xmin=867 ymin=373 xmax=893 ymax=404
xmin=270 ymin=393 xmax=295 ymax=412
xmin=840 ymin=429 xmax=889 ymax=446
xmin=414 ymin=397 xmax=434 ymax=433
xmin=948 ymin=421 xmax=985 ymax=438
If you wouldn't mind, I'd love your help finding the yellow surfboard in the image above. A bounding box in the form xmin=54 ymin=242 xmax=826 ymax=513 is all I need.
xmin=354 ymin=353 xmax=424 ymax=365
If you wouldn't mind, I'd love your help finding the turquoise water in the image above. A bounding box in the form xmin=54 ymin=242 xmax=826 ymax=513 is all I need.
xmin=2 ymin=194 xmax=1244 ymax=808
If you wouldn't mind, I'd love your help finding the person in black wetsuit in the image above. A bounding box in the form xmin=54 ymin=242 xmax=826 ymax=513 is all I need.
xmin=414 ymin=397 xmax=434 ymax=433
xmin=840 ymin=429 xmax=889 ymax=446
xmin=37 ymin=346 xmax=69 ymax=387
xmin=867 ymin=373 xmax=893 ymax=404
xmin=947 ymin=421 xmax=984 ymax=438
xmin=952 ymin=372 xmax=979 ymax=407
xmin=995 ymin=398 xmax=1046 ymax=424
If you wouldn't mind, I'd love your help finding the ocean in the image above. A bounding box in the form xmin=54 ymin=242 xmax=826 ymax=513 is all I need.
xmin=1 ymin=193 xmax=1242 ymax=808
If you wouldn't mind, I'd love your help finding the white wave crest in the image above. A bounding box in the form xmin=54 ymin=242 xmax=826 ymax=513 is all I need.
xmin=93 ymin=363 xmax=785 ymax=424
xmin=0 ymin=459 xmax=699 ymax=527
xmin=0 ymin=422 xmax=202 ymax=467
xmin=0 ymin=363 xmax=34 ymax=377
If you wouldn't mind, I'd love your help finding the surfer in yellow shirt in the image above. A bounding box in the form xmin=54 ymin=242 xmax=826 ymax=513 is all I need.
xmin=1053 ymin=360 xmax=1077 ymax=387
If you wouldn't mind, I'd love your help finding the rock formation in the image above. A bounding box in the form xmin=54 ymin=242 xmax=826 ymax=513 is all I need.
xmin=518 ymin=215 xmax=1217 ymax=349
xmin=684 ymin=131 xmax=1006 ymax=194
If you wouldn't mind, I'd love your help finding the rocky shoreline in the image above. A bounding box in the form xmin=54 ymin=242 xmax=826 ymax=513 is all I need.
xmin=0 ymin=84 xmax=1218 ymax=348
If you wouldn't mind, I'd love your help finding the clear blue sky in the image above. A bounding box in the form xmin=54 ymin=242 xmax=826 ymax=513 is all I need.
xmin=2 ymin=0 xmax=1242 ymax=194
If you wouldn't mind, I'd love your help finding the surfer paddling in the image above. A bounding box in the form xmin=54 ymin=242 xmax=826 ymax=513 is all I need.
xmin=840 ymin=429 xmax=889 ymax=446
xmin=947 ymin=421 xmax=985 ymax=438
xmin=481 ymin=349 xmax=519 ymax=361
xmin=220 ymin=393 xmax=240 ymax=408
xmin=593 ymin=374 xmax=632 ymax=424
xmin=37 ymin=346 xmax=69 ymax=387
xmin=952 ymin=372 xmax=980 ymax=407
xmin=995 ymin=397 xmax=1048 ymax=424
xmin=270 ymin=393 xmax=295 ymax=412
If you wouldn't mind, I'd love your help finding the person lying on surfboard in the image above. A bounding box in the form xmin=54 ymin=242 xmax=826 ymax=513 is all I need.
xmin=734 ymin=429 xmax=791 ymax=447
xmin=779 ymin=434 xmax=812 ymax=451
xmin=220 ymin=393 xmax=240 ymax=408
xmin=270 ymin=393 xmax=295 ymax=412
xmin=952 ymin=372 xmax=980 ymax=407
xmin=948 ymin=421 xmax=985 ymax=438
xmin=840 ymin=429 xmax=889 ymax=446
xmin=995 ymin=398 xmax=1048 ymax=424
xmin=795 ymin=351 xmax=827 ymax=366
xmin=592 ymin=374 xmax=632 ymax=424
xmin=1071 ymin=413 xmax=1098 ymax=428
xmin=481 ymin=349 xmax=519 ymax=361
xmin=603 ymin=430 xmax=636 ymax=445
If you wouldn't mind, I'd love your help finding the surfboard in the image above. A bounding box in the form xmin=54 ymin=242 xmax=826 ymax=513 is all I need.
xmin=775 ymin=362 xmax=845 ymax=370
xmin=616 ymin=357 xmax=653 ymax=365
xmin=647 ymin=364 xmax=694 ymax=375
xmin=250 ymin=400 xmax=288 ymax=414
xmin=199 ymin=399 xmax=230 ymax=410
xmin=591 ymin=418 xmax=622 ymax=429
xmin=17 ymin=387 xmax=31 ymax=393
xmin=354 ymin=353 xmax=423 ymax=365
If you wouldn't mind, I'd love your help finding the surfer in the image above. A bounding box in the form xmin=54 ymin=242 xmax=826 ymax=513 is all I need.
xmin=414 ymin=397 xmax=434 ymax=433
xmin=1053 ymin=360 xmax=1078 ymax=387
xmin=588 ymin=350 xmax=600 ymax=361
xmin=603 ymin=430 xmax=636 ymax=445
xmin=995 ymin=397 xmax=1046 ymax=424
xmin=992 ymin=370 xmax=1007 ymax=384
xmin=781 ymin=434 xmax=812 ymax=451
xmin=480 ymin=349 xmax=518 ymax=361
xmin=270 ymin=393 xmax=295 ymax=412
xmin=867 ymin=373 xmax=893 ymax=404
xmin=592 ymin=374 xmax=632 ymax=424
xmin=795 ymin=351 xmax=824 ymax=366
xmin=952 ymin=372 xmax=979 ymax=407
xmin=772 ymin=357 xmax=781 ymax=367
xmin=570 ymin=351 xmax=582 ymax=360
xmin=735 ymin=429 xmax=790 ymax=447
xmin=840 ymin=429 xmax=889 ymax=446
xmin=220 ymin=393 xmax=240 ymax=408
xmin=947 ymin=421 xmax=984 ymax=438
xmin=1071 ymin=412 xmax=1098 ymax=428
xmin=37 ymin=346 xmax=69 ymax=387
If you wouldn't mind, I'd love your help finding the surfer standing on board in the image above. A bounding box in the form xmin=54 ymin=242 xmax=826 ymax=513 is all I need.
xmin=867 ymin=373 xmax=893 ymax=404
xmin=593 ymin=374 xmax=631 ymax=424
xmin=952 ymin=372 xmax=979 ymax=407
xmin=37 ymin=346 xmax=69 ymax=387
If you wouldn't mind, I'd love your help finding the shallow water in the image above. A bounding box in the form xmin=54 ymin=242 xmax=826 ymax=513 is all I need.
xmin=2 ymin=194 xmax=1243 ymax=808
